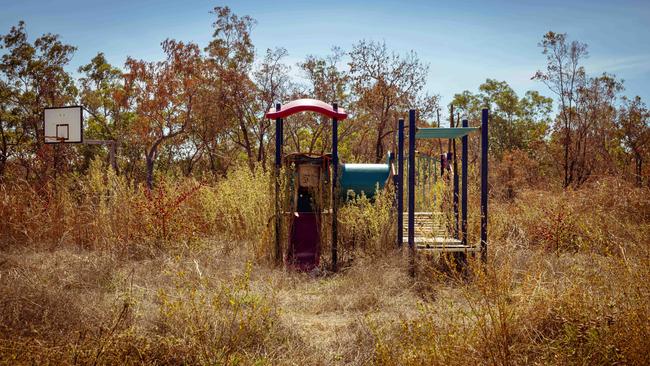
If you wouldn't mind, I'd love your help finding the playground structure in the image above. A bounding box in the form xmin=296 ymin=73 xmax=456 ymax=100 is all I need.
xmin=43 ymin=99 xmax=487 ymax=272
xmin=266 ymin=99 xmax=392 ymax=271
xmin=266 ymin=98 xmax=489 ymax=272
xmin=397 ymin=109 xmax=489 ymax=270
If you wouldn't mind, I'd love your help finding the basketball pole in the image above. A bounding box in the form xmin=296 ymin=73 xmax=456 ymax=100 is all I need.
xmin=53 ymin=144 xmax=59 ymax=181
xmin=52 ymin=141 xmax=63 ymax=246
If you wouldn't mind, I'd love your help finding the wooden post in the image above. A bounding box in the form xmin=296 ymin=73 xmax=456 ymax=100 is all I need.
xmin=408 ymin=109 xmax=416 ymax=276
xmin=108 ymin=141 xmax=117 ymax=171
xmin=331 ymin=103 xmax=339 ymax=272
xmin=397 ymin=118 xmax=405 ymax=248
xmin=84 ymin=139 xmax=117 ymax=171
xmin=274 ymin=103 xmax=283 ymax=265
xmin=480 ymin=109 xmax=489 ymax=263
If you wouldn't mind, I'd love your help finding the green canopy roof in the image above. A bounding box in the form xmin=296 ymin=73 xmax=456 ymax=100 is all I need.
xmin=415 ymin=127 xmax=479 ymax=139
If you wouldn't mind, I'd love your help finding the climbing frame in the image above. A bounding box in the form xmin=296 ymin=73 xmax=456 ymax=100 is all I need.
xmin=396 ymin=108 xmax=489 ymax=268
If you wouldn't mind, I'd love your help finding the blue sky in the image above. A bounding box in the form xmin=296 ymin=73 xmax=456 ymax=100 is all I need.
xmin=2 ymin=0 xmax=649 ymax=113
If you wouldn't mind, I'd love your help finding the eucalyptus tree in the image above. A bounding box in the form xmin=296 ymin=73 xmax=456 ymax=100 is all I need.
xmin=618 ymin=96 xmax=650 ymax=187
xmin=348 ymin=40 xmax=436 ymax=163
xmin=0 ymin=21 xmax=77 ymax=180
xmin=533 ymin=31 xmax=588 ymax=187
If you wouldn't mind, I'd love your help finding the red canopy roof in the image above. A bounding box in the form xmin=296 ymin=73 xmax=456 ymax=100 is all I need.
xmin=265 ymin=98 xmax=348 ymax=120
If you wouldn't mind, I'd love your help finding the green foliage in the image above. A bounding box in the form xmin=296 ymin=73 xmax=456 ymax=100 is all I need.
xmin=451 ymin=79 xmax=553 ymax=157
xmin=0 ymin=21 xmax=78 ymax=179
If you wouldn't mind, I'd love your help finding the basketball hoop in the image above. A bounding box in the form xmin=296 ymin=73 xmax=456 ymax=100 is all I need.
xmin=43 ymin=136 xmax=68 ymax=143
xmin=42 ymin=105 xmax=117 ymax=170
xmin=44 ymin=106 xmax=83 ymax=144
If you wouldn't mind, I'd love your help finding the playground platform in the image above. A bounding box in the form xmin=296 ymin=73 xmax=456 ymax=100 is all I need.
xmin=402 ymin=212 xmax=480 ymax=252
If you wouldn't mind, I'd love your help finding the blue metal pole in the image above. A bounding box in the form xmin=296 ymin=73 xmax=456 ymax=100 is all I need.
xmin=480 ymin=109 xmax=489 ymax=263
xmin=461 ymin=118 xmax=469 ymax=248
xmin=274 ymin=103 xmax=283 ymax=265
xmin=453 ymin=150 xmax=459 ymax=238
xmin=408 ymin=109 xmax=416 ymax=275
xmin=332 ymin=103 xmax=339 ymax=272
xmin=275 ymin=104 xmax=282 ymax=168
xmin=397 ymin=118 xmax=405 ymax=248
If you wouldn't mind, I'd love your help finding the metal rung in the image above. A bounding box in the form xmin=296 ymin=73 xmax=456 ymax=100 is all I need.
xmin=401 ymin=236 xmax=479 ymax=253
xmin=416 ymin=245 xmax=480 ymax=253
xmin=403 ymin=237 xmax=462 ymax=244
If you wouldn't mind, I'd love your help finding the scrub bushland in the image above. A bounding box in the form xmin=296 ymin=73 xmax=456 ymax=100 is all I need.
xmin=1 ymin=161 xmax=648 ymax=365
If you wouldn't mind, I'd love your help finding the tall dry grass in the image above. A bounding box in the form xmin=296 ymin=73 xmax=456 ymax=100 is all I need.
xmin=369 ymin=178 xmax=650 ymax=365
xmin=0 ymin=246 xmax=310 ymax=364
xmin=338 ymin=189 xmax=396 ymax=261
xmin=0 ymin=160 xmax=290 ymax=364
xmin=0 ymin=159 xmax=272 ymax=255
xmin=1 ymin=160 xmax=649 ymax=365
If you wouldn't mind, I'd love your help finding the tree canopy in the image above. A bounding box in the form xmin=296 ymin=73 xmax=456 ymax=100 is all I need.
xmin=0 ymin=10 xmax=648 ymax=188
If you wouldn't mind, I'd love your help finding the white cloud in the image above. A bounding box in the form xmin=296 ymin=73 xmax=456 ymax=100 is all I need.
xmin=586 ymin=55 xmax=650 ymax=75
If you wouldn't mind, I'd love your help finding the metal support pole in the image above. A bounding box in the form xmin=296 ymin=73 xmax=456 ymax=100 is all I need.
xmin=452 ymin=150 xmax=459 ymax=238
xmin=53 ymin=144 xmax=59 ymax=180
xmin=408 ymin=109 xmax=416 ymax=276
xmin=274 ymin=103 xmax=283 ymax=265
xmin=461 ymin=118 xmax=469 ymax=247
xmin=331 ymin=103 xmax=339 ymax=272
xmin=450 ymin=108 xmax=458 ymax=238
xmin=397 ymin=118 xmax=404 ymax=248
xmin=480 ymin=109 xmax=489 ymax=263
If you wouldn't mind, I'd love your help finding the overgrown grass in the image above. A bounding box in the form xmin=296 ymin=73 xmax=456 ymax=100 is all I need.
xmin=0 ymin=247 xmax=303 ymax=364
xmin=0 ymin=160 xmax=272 ymax=255
xmin=1 ymin=162 xmax=649 ymax=365
xmin=369 ymin=177 xmax=650 ymax=365
xmin=339 ymin=189 xmax=395 ymax=260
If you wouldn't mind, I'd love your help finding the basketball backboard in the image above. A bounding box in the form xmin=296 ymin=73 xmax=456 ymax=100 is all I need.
xmin=44 ymin=106 xmax=83 ymax=143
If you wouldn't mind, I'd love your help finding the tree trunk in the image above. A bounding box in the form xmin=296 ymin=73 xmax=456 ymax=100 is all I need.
xmin=238 ymin=117 xmax=255 ymax=172
xmin=208 ymin=150 xmax=217 ymax=175
xmin=0 ymin=117 xmax=7 ymax=180
xmin=375 ymin=120 xmax=386 ymax=163
xmin=145 ymin=139 xmax=164 ymax=190
xmin=146 ymin=152 xmax=155 ymax=190
xmin=257 ymin=133 xmax=266 ymax=171
xmin=564 ymin=126 xmax=571 ymax=188
xmin=375 ymin=136 xmax=384 ymax=163
xmin=0 ymin=155 xmax=5 ymax=182
xmin=636 ymin=154 xmax=643 ymax=187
